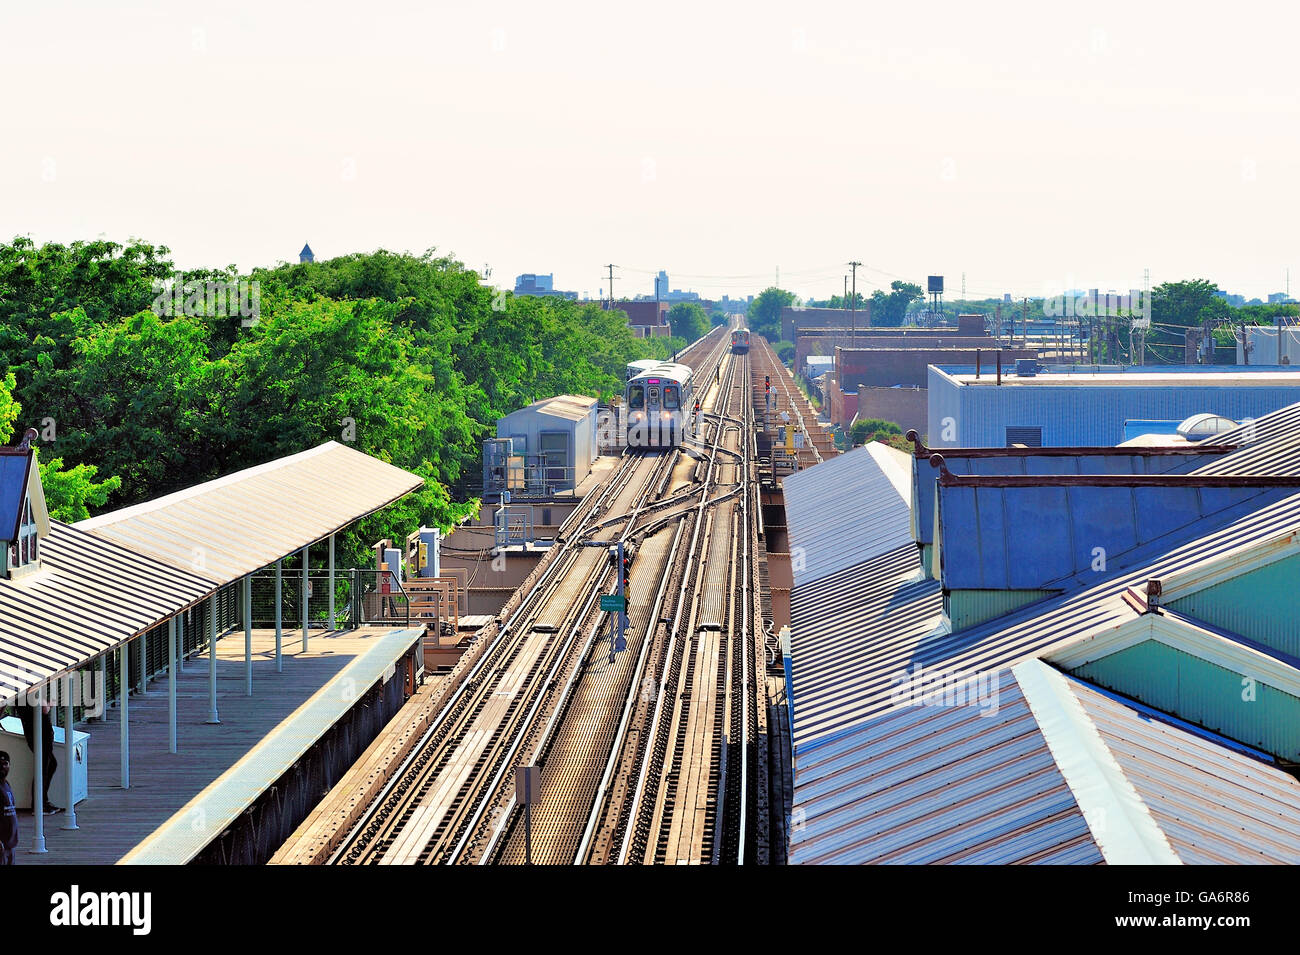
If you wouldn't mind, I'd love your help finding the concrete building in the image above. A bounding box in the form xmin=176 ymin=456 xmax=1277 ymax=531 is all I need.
xmin=928 ymin=364 xmax=1300 ymax=448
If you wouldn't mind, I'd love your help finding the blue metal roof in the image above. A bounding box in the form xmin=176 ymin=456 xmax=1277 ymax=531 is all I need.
xmin=937 ymin=482 xmax=1285 ymax=592
xmin=912 ymin=448 xmax=1223 ymax=550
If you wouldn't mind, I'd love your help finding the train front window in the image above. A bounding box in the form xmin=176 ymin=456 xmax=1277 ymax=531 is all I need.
xmin=663 ymin=386 xmax=680 ymax=410
xmin=628 ymin=385 xmax=645 ymax=410
xmin=649 ymin=387 xmax=660 ymax=407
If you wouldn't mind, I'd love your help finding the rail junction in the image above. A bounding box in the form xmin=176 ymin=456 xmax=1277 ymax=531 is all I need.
xmin=274 ymin=324 xmax=820 ymax=865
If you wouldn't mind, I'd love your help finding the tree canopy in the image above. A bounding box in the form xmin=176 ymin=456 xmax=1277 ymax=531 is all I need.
xmin=747 ymin=287 xmax=795 ymax=339
xmin=0 ymin=238 xmax=679 ymax=566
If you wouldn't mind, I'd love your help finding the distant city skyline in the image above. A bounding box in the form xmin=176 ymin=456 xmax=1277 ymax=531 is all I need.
xmin=4 ymin=1 xmax=1300 ymax=304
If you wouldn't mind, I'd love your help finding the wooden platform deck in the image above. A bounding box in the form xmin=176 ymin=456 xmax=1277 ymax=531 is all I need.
xmin=16 ymin=626 xmax=423 ymax=866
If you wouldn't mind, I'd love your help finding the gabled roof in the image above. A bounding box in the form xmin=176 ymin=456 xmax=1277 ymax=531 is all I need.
xmin=798 ymin=488 xmax=1300 ymax=748
xmin=791 ymin=660 xmax=1300 ymax=865
xmin=300 ymin=242 xmax=314 ymax=257
xmin=0 ymin=521 xmax=216 ymax=706
xmin=77 ymin=442 xmax=423 ymax=586
xmin=783 ymin=442 xmax=910 ymax=588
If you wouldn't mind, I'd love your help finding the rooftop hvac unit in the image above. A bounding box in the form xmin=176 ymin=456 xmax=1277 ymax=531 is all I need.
xmin=1015 ymin=358 xmax=1038 ymax=377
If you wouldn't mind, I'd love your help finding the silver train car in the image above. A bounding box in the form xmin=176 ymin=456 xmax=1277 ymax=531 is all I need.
xmin=730 ymin=327 xmax=750 ymax=353
xmin=626 ymin=358 xmax=662 ymax=382
xmin=625 ymin=362 xmax=695 ymax=448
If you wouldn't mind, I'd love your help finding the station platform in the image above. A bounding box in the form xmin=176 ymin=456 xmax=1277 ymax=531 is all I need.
xmin=18 ymin=625 xmax=428 ymax=866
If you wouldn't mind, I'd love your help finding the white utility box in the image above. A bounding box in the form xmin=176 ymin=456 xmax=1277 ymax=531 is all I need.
xmin=0 ymin=715 xmax=90 ymax=809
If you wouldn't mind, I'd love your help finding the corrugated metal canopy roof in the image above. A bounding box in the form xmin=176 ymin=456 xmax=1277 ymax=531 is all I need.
xmin=77 ymin=442 xmax=423 ymax=585
xmin=0 ymin=521 xmax=216 ymax=706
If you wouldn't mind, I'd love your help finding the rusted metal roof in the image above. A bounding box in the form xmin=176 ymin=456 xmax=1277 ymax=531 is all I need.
xmin=77 ymin=442 xmax=423 ymax=585
xmin=0 ymin=521 xmax=216 ymax=706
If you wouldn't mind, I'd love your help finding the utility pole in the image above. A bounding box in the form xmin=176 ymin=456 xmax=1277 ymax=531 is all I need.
xmin=605 ymin=264 xmax=616 ymax=308
xmin=849 ymin=261 xmax=862 ymax=346
xmin=843 ymin=275 xmax=848 ymax=308
xmin=1021 ymin=298 xmax=1028 ymax=349
xmin=961 ymin=272 xmax=966 ymax=301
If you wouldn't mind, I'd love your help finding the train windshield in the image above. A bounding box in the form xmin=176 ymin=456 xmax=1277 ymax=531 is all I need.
xmin=663 ymin=386 xmax=680 ymax=410
xmin=628 ymin=385 xmax=645 ymax=410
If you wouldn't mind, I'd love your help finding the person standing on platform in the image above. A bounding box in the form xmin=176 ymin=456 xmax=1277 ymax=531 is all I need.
xmin=0 ymin=751 xmax=17 ymax=865
xmin=19 ymin=702 xmax=60 ymax=814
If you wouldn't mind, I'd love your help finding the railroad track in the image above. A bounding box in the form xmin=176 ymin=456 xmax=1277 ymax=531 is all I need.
xmin=329 ymin=325 xmax=760 ymax=865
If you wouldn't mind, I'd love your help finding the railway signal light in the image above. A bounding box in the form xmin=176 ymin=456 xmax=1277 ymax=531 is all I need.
xmin=621 ymin=555 xmax=631 ymax=594
xmin=764 ymin=375 xmax=770 ymax=393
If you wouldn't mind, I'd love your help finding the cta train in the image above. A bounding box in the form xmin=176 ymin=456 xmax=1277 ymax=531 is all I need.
xmin=730 ymin=327 xmax=750 ymax=353
xmin=626 ymin=358 xmax=661 ymax=382
xmin=625 ymin=362 xmax=695 ymax=449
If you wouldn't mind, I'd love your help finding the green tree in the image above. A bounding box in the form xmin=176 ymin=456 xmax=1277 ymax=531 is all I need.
xmin=747 ymin=287 xmax=795 ymax=340
xmin=0 ymin=370 xmax=123 ymax=521
xmin=869 ymin=281 xmax=924 ymax=327
xmin=1151 ymin=279 xmax=1222 ymax=329
xmin=667 ymin=302 xmax=708 ymax=343
xmin=849 ymin=417 xmax=908 ymax=449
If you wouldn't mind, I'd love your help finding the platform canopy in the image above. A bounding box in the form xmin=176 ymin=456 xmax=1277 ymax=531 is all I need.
xmin=0 ymin=521 xmax=216 ymax=706
xmin=77 ymin=442 xmax=425 ymax=586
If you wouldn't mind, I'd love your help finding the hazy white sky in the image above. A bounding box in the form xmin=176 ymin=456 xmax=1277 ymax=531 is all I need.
xmin=3 ymin=1 xmax=1298 ymax=302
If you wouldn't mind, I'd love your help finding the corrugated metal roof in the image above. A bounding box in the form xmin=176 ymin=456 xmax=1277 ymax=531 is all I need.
xmin=788 ymin=544 xmax=943 ymax=747
xmin=799 ymin=488 xmax=1300 ymax=743
xmin=791 ymin=658 xmax=1300 ymax=864
xmin=791 ymin=669 xmax=1103 ymax=865
xmin=1070 ymin=674 xmax=1300 ymax=864
xmin=0 ymin=521 xmax=216 ymax=706
xmin=783 ymin=442 xmax=912 ymax=588
xmin=77 ymin=442 xmax=423 ymax=586
xmin=1194 ymin=401 xmax=1300 ymax=477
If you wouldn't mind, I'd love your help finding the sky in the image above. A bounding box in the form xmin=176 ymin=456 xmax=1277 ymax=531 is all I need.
xmin=3 ymin=1 xmax=1299 ymax=303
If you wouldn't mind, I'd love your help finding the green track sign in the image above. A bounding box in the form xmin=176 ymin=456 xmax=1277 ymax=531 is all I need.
xmin=600 ymin=594 xmax=626 ymax=612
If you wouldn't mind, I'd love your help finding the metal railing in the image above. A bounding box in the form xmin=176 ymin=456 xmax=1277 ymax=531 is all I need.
xmin=246 ymin=568 xmax=410 ymax=630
